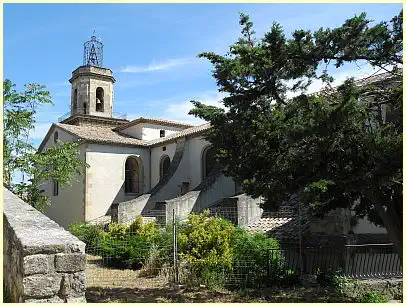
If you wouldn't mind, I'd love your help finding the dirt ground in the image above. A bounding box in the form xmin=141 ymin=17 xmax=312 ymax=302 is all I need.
xmin=85 ymin=255 xmax=352 ymax=303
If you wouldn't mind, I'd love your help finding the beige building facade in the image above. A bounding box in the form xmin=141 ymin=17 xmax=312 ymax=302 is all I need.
xmin=39 ymin=52 xmax=243 ymax=228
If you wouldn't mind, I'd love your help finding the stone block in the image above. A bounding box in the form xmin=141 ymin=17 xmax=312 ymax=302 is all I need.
xmin=66 ymin=296 xmax=87 ymax=303
xmin=25 ymin=296 xmax=65 ymax=303
xmin=23 ymin=274 xmax=62 ymax=298
xmin=60 ymin=272 xmax=86 ymax=297
xmin=55 ymin=253 xmax=86 ymax=272
xmin=24 ymin=254 xmax=55 ymax=275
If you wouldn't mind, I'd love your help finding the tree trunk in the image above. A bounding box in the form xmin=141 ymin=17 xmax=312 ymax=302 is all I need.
xmin=375 ymin=203 xmax=403 ymax=261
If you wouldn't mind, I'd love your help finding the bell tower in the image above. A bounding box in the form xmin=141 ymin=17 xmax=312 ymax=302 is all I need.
xmin=69 ymin=34 xmax=115 ymax=118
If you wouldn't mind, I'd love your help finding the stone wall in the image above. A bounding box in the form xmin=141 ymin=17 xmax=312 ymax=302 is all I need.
xmin=209 ymin=194 xmax=263 ymax=227
xmin=309 ymin=208 xmax=352 ymax=235
xmin=165 ymin=169 xmax=236 ymax=223
xmin=3 ymin=188 xmax=86 ymax=303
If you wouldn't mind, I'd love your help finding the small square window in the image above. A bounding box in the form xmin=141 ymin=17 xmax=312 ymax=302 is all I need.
xmin=160 ymin=130 xmax=165 ymax=138
xmin=162 ymin=146 xmax=166 ymax=151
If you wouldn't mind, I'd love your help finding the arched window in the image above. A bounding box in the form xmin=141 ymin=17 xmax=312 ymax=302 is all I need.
xmin=73 ymin=88 xmax=78 ymax=111
xmin=96 ymin=87 xmax=104 ymax=112
xmin=202 ymin=146 xmax=216 ymax=179
xmin=125 ymin=157 xmax=140 ymax=194
xmin=160 ymin=155 xmax=170 ymax=180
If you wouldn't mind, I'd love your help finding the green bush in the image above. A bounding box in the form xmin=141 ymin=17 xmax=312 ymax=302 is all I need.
xmin=317 ymin=269 xmax=356 ymax=301
xmin=69 ymin=212 xmax=290 ymax=290
xmin=230 ymin=228 xmax=282 ymax=287
xmin=177 ymin=210 xmax=235 ymax=287
xmin=68 ymin=222 xmax=103 ymax=253
xmin=177 ymin=211 xmax=285 ymax=289
xmin=98 ymin=232 xmax=151 ymax=269
xmin=359 ymin=291 xmax=389 ymax=303
xmin=128 ymin=216 xmax=160 ymax=241
xmin=97 ymin=218 xmax=171 ymax=270
xmin=106 ymin=223 xmax=128 ymax=240
xmin=178 ymin=210 xmax=235 ymax=267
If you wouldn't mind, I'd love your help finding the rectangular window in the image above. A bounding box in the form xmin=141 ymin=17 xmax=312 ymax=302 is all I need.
xmin=53 ymin=180 xmax=59 ymax=196
xmin=160 ymin=130 xmax=165 ymax=138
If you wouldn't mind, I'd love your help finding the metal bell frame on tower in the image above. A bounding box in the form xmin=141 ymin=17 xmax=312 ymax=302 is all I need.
xmin=83 ymin=34 xmax=103 ymax=67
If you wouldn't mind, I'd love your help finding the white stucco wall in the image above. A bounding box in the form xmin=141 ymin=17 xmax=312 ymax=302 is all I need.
xmin=120 ymin=122 xmax=183 ymax=141
xmin=142 ymin=123 xmax=182 ymax=141
xmin=188 ymin=136 xmax=211 ymax=189
xmin=150 ymin=142 xmax=177 ymax=188
xmin=120 ymin=124 xmax=143 ymax=139
xmin=41 ymin=127 xmax=85 ymax=229
xmin=149 ymin=135 xmax=212 ymax=193
xmin=85 ymin=144 xmax=150 ymax=221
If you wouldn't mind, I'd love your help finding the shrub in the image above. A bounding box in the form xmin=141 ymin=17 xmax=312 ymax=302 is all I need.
xmin=68 ymin=222 xmax=103 ymax=253
xmin=128 ymin=216 xmax=160 ymax=241
xmin=140 ymin=244 xmax=169 ymax=277
xmin=178 ymin=210 xmax=235 ymax=288
xmin=106 ymin=223 xmax=129 ymax=240
xmin=230 ymin=228 xmax=283 ymax=288
xmin=177 ymin=211 xmax=285 ymax=289
xmin=98 ymin=233 xmax=151 ymax=269
xmin=359 ymin=291 xmax=389 ymax=303
xmin=179 ymin=210 xmax=235 ymax=267
xmin=97 ymin=218 xmax=170 ymax=270
xmin=317 ymin=269 xmax=356 ymax=301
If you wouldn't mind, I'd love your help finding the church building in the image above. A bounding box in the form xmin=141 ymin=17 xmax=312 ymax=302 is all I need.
xmin=39 ymin=35 xmax=260 ymax=229
xmin=39 ymin=35 xmax=387 ymax=246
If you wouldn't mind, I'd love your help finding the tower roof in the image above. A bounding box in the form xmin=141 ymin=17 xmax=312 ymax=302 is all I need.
xmin=83 ymin=34 xmax=103 ymax=67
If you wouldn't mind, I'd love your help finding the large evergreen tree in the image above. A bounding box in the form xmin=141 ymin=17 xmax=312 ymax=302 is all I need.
xmin=190 ymin=11 xmax=403 ymax=257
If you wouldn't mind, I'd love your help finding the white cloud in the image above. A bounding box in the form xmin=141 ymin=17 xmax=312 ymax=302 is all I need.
xmin=120 ymin=58 xmax=193 ymax=73
xmin=165 ymin=91 xmax=227 ymax=124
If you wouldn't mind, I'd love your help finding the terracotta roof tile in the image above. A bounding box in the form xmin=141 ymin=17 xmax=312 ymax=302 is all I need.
xmin=114 ymin=117 xmax=194 ymax=131
xmin=247 ymin=205 xmax=310 ymax=238
xmin=247 ymin=217 xmax=294 ymax=234
xmin=56 ymin=123 xmax=146 ymax=146
xmin=147 ymin=123 xmax=211 ymax=146
xmin=55 ymin=122 xmax=211 ymax=147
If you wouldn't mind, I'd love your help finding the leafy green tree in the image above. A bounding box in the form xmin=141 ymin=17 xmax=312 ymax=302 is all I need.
xmin=190 ymin=11 xmax=402 ymax=257
xmin=3 ymin=79 xmax=88 ymax=211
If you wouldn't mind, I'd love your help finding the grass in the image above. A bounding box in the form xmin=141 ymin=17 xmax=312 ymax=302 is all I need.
xmin=86 ymin=285 xmax=361 ymax=303
xmin=85 ymin=255 xmax=359 ymax=303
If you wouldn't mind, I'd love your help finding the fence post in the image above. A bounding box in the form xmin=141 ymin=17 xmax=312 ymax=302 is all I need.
xmin=172 ymin=209 xmax=176 ymax=284
xmin=172 ymin=209 xmax=179 ymax=284
xmin=266 ymin=248 xmax=271 ymax=285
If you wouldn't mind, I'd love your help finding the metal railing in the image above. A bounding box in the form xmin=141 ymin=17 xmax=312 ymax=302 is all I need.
xmin=113 ymin=112 xmax=127 ymax=120
xmin=343 ymin=243 xmax=402 ymax=279
xmin=58 ymin=110 xmax=127 ymax=122
xmin=268 ymin=243 xmax=402 ymax=280
xmin=58 ymin=111 xmax=72 ymax=122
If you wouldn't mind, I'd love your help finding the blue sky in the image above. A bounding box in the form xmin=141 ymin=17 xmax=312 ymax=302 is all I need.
xmin=5 ymin=3 xmax=402 ymax=148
